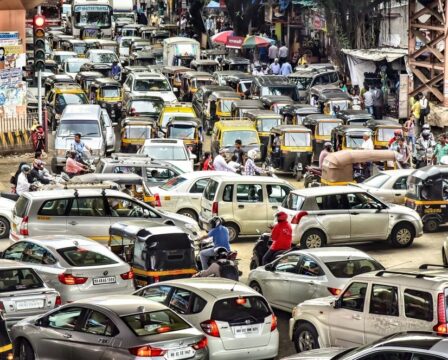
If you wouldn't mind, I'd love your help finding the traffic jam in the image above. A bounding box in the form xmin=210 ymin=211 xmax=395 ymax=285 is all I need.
xmin=0 ymin=0 xmax=448 ymax=359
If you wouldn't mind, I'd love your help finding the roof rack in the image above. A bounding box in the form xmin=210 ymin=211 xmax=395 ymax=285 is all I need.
xmin=62 ymin=183 xmax=118 ymax=190
xmin=419 ymin=264 xmax=448 ymax=270
xmin=112 ymin=153 xmax=151 ymax=160
xmin=375 ymin=270 xmax=436 ymax=279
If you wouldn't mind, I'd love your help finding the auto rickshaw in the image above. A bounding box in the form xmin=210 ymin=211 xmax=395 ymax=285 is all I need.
xmin=80 ymin=26 xmax=101 ymax=40
xmin=97 ymin=39 xmax=119 ymax=55
xmin=44 ymin=74 xmax=76 ymax=94
xmin=109 ymin=220 xmax=197 ymax=287
xmin=222 ymin=57 xmax=251 ymax=73
xmin=166 ymin=117 xmax=203 ymax=160
xmin=205 ymin=91 xmax=241 ymax=130
xmin=225 ymin=73 xmax=254 ymax=98
xmin=190 ymin=59 xmax=220 ymax=74
xmin=114 ymin=18 xmax=133 ymax=38
xmin=331 ymin=124 xmax=373 ymax=151
xmin=337 ymin=109 xmax=373 ymax=125
xmin=75 ymin=71 xmax=104 ymax=94
xmin=128 ymin=51 xmax=156 ymax=67
xmin=122 ymin=23 xmax=144 ymax=37
xmin=61 ymin=39 xmax=87 ymax=57
xmin=159 ymin=23 xmax=178 ymax=37
xmin=150 ymin=30 xmax=170 ymax=48
xmin=51 ymin=34 xmax=74 ymax=51
xmin=405 ymin=165 xmax=448 ymax=232
xmin=211 ymin=120 xmax=260 ymax=157
xmin=89 ymin=78 xmax=123 ymax=120
xmin=150 ymin=48 xmax=163 ymax=65
xmin=302 ymin=114 xmax=343 ymax=161
xmin=365 ymin=119 xmax=402 ymax=149
xmin=129 ymin=39 xmax=151 ymax=55
xmin=265 ymin=125 xmax=313 ymax=180
xmin=244 ymin=109 xmax=283 ymax=161
xmin=280 ymin=104 xmax=320 ymax=125
xmin=310 ymin=85 xmax=352 ymax=115
xmin=80 ymin=62 xmax=111 ymax=77
xmin=162 ymin=66 xmax=190 ymax=90
xmin=260 ymin=95 xmax=294 ymax=114
xmin=180 ymin=71 xmax=214 ymax=101
xmin=121 ymin=118 xmax=156 ymax=152
xmin=230 ymin=99 xmax=264 ymax=118
xmin=84 ymin=39 xmax=100 ymax=51
xmin=201 ymin=48 xmax=227 ymax=60
xmin=139 ymin=26 xmax=157 ymax=40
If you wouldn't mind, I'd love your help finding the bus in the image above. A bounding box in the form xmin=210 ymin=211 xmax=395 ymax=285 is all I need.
xmin=70 ymin=0 xmax=112 ymax=38
xmin=26 ymin=1 xmax=61 ymax=27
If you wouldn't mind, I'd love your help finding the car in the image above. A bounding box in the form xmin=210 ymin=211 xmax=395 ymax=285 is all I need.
xmin=281 ymin=332 xmax=448 ymax=359
xmin=442 ymin=238 xmax=448 ymax=265
xmin=137 ymin=139 xmax=195 ymax=173
xmin=288 ymin=69 xmax=340 ymax=103
xmin=50 ymin=50 xmax=77 ymax=71
xmin=0 ymin=259 xmax=60 ymax=326
xmin=133 ymin=278 xmax=279 ymax=360
xmin=200 ymin=175 xmax=294 ymax=241
xmin=250 ymin=76 xmax=299 ymax=101
xmin=86 ymin=49 xmax=120 ymax=66
xmin=279 ymin=186 xmax=423 ymax=249
xmin=289 ymin=265 xmax=448 ymax=353
xmin=62 ymin=57 xmax=91 ymax=79
xmin=123 ymin=71 xmax=177 ymax=103
xmin=248 ymin=247 xmax=384 ymax=312
xmin=10 ymin=295 xmax=208 ymax=360
xmin=354 ymin=169 xmax=414 ymax=204
xmin=9 ymin=188 xmax=200 ymax=244
xmin=1 ymin=236 xmax=135 ymax=303
xmin=0 ymin=197 xmax=15 ymax=239
xmin=149 ymin=171 xmax=233 ymax=221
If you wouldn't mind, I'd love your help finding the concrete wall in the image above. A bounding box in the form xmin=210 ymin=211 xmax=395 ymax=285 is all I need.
xmin=0 ymin=10 xmax=26 ymax=52
xmin=379 ymin=2 xmax=408 ymax=48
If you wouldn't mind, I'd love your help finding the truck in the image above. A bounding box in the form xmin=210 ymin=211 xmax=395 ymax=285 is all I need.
xmin=111 ymin=0 xmax=135 ymax=22
xmin=69 ymin=0 xmax=113 ymax=38
xmin=163 ymin=37 xmax=200 ymax=67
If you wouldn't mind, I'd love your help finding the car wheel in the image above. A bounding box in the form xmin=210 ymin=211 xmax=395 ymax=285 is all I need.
xmin=17 ymin=339 xmax=35 ymax=360
xmin=300 ymin=230 xmax=326 ymax=249
xmin=293 ymin=323 xmax=319 ymax=353
xmin=249 ymin=281 xmax=262 ymax=294
xmin=225 ymin=223 xmax=239 ymax=242
xmin=249 ymin=256 xmax=259 ymax=270
xmin=443 ymin=248 xmax=448 ymax=266
xmin=424 ymin=218 xmax=440 ymax=233
xmin=0 ymin=216 xmax=10 ymax=239
xmin=389 ymin=223 xmax=415 ymax=248
xmin=177 ymin=209 xmax=198 ymax=222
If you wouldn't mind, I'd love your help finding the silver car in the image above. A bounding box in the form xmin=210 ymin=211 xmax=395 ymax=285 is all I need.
xmin=0 ymin=259 xmax=60 ymax=326
xmin=248 ymin=247 xmax=384 ymax=311
xmin=11 ymin=295 xmax=208 ymax=360
xmin=1 ymin=236 xmax=134 ymax=303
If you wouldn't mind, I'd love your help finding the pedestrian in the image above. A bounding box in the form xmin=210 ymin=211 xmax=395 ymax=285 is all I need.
xmin=372 ymin=85 xmax=384 ymax=119
xmin=363 ymin=86 xmax=374 ymax=115
xmin=227 ymin=155 xmax=242 ymax=173
xmin=396 ymin=136 xmax=411 ymax=168
xmin=349 ymin=88 xmax=361 ymax=110
xmin=270 ymin=58 xmax=281 ymax=75
xmin=259 ymin=46 xmax=268 ymax=64
xmin=319 ymin=142 xmax=333 ymax=169
xmin=434 ymin=134 xmax=448 ymax=165
xmin=202 ymin=152 xmax=214 ymax=170
xmin=268 ymin=43 xmax=278 ymax=63
xmin=262 ymin=212 xmax=292 ymax=265
xmin=16 ymin=164 xmax=31 ymax=196
xmin=252 ymin=63 xmax=264 ymax=76
xmin=205 ymin=16 xmax=215 ymax=37
xmin=419 ymin=92 xmax=430 ymax=126
xmin=404 ymin=116 xmax=416 ymax=152
xmin=233 ymin=139 xmax=245 ymax=164
xmin=213 ymin=148 xmax=236 ymax=172
xmin=278 ymin=43 xmax=288 ymax=64
xmin=411 ymin=94 xmax=421 ymax=124
xmin=150 ymin=12 xmax=159 ymax=26
xmin=361 ymin=132 xmax=374 ymax=150
xmin=34 ymin=124 xmax=45 ymax=154
xmin=280 ymin=60 xmax=292 ymax=76
xmin=244 ymin=149 xmax=264 ymax=176
xmin=339 ymin=81 xmax=348 ymax=92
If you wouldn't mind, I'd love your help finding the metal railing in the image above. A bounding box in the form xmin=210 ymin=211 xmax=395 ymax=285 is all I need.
xmin=0 ymin=109 xmax=39 ymax=133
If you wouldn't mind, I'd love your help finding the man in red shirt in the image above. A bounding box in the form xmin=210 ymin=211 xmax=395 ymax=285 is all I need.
xmin=262 ymin=212 xmax=292 ymax=265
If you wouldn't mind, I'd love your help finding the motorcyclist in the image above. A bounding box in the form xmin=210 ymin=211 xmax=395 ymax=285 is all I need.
xmin=71 ymin=133 xmax=92 ymax=163
xmin=388 ymin=129 xmax=403 ymax=150
xmin=415 ymin=129 xmax=436 ymax=168
xmin=16 ymin=164 xmax=31 ymax=196
xmin=193 ymin=247 xmax=238 ymax=280
xmin=319 ymin=142 xmax=333 ymax=169
xmin=244 ymin=149 xmax=265 ymax=176
xmin=421 ymin=124 xmax=435 ymax=142
xmin=65 ymin=150 xmax=89 ymax=177
xmin=262 ymin=211 xmax=292 ymax=265
xmin=197 ymin=217 xmax=231 ymax=270
xmin=29 ymin=157 xmax=51 ymax=185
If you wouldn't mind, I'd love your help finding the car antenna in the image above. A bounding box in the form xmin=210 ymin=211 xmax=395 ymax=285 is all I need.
xmin=230 ymin=282 xmax=237 ymax=292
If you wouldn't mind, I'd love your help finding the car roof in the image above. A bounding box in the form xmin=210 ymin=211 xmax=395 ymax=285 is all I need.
xmin=143 ymin=139 xmax=184 ymax=146
xmin=377 ymin=169 xmax=415 ymax=176
xmin=290 ymin=185 xmax=364 ymax=197
xmin=17 ymin=235 xmax=102 ymax=251
xmin=22 ymin=188 xmax=132 ymax=200
xmin=175 ymin=171 xmax=233 ymax=180
xmin=211 ymin=175 xmax=290 ymax=185
xmin=0 ymin=258 xmax=31 ymax=269
xmin=134 ymin=72 xmax=165 ymax=79
xmin=289 ymin=247 xmax=375 ymax=263
xmin=372 ymin=332 xmax=446 ymax=352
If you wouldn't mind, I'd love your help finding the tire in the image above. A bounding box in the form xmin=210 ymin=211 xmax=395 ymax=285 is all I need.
xmin=424 ymin=218 xmax=440 ymax=233
xmin=225 ymin=223 xmax=239 ymax=242
xmin=300 ymin=229 xmax=326 ymax=249
xmin=443 ymin=248 xmax=448 ymax=266
xmin=177 ymin=209 xmax=198 ymax=222
xmin=15 ymin=339 xmax=35 ymax=360
xmin=389 ymin=222 xmax=415 ymax=248
xmin=249 ymin=255 xmax=259 ymax=270
xmin=293 ymin=323 xmax=320 ymax=353
xmin=249 ymin=281 xmax=263 ymax=294
xmin=0 ymin=216 xmax=10 ymax=239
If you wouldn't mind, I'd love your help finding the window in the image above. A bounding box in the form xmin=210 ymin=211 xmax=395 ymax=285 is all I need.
xmin=106 ymin=197 xmax=149 ymax=218
xmin=190 ymin=178 xmax=209 ymax=193
xmin=325 ymin=259 xmax=384 ymax=278
xmin=47 ymin=307 xmax=83 ymax=331
xmin=3 ymin=242 xmax=29 ymax=261
xmin=348 ymin=192 xmax=382 ymax=210
xmin=146 ymin=167 xmax=176 ymax=182
xmin=236 ymin=184 xmax=263 ymax=203
xmin=393 ymin=176 xmax=408 ymax=190
xmin=22 ymin=243 xmax=57 ymax=265
xmin=340 ymin=282 xmax=368 ymax=312
xmin=204 ymin=180 xmax=219 ymax=201
xmin=363 ymin=173 xmax=390 ymax=189
xmin=370 ymin=284 xmax=399 ymax=316
xmin=39 ymin=199 xmax=69 ymax=216
xmin=282 ymin=193 xmax=305 ymax=211
xmin=69 ymin=197 xmax=105 ymax=217
xmin=169 ymin=288 xmax=194 ymax=314
xmin=298 ymin=256 xmax=323 ymax=277
xmin=160 ymin=176 xmax=187 ymax=191
xmin=274 ymin=254 xmax=301 ymax=273
xmin=329 ymin=72 xmax=339 ymax=83
xmin=0 ymin=268 xmax=43 ymax=293
xmin=404 ymin=289 xmax=433 ymax=321
xmin=267 ymin=184 xmax=290 ymax=203
xmin=57 ymin=246 xmax=117 ymax=267
xmin=222 ymin=184 xmax=233 ymax=202
xmin=122 ymin=310 xmax=190 ymax=337
xmin=211 ymin=296 xmax=271 ymax=325
xmin=139 ymin=285 xmax=172 ymax=304
xmin=14 ymin=196 xmax=30 ymax=217
xmin=112 ymin=166 xmax=143 ymax=176
xmin=315 ymin=194 xmax=349 ymax=210
xmin=82 ymin=311 xmax=117 ymax=336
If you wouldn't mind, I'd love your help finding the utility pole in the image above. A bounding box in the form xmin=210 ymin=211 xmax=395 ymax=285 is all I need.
xmin=34 ymin=6 xmax=46 ymax=126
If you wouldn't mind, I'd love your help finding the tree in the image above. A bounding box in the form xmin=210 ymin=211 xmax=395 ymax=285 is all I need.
xmin=224 ymin=0 xmax=263 ymax=36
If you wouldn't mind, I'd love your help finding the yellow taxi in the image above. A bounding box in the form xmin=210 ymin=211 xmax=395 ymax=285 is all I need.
xmin=157 ymin=102 xmax=197 ymax=131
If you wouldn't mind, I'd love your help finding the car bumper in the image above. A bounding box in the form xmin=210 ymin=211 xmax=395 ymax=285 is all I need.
xmin=61 ymin=283 xmax=134 ymax=303
xmin=414 ymin=220 xmax=424 ymax=238
xmin=289 ymin=317 xmax=295 ymax=340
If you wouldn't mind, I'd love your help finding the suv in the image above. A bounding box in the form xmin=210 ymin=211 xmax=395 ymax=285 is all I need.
xmin=250 ymin=76 xmax=299 ymax=101
xmin=9 ymin=188 xmax=200 ymax=244
xmin=279 ymin=186 xmax=423 ymax=249
xmin=289 ymin=266 xmax=448 ymax=353
xmin=200 ymin=175 xmax=293 ymax=241
xmin=123 ymin=71 xmax=177 ymax=103
xmin=288 ymin=69 xmax=340 ymax=103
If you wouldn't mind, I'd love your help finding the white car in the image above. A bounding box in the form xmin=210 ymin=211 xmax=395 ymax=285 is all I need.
xmin=62 ymin=57 xmax=90 ymax=79
xmin=137 ymin=139 xmax=195 ymax=173
xmin=150 ymin=171 xmax=232 ymax=221
xmin=0 ymin=197 xmax=14 ymax=238
xmin=134 ymin=278 xmax=279 ymax=360
xmin=123 ymin=72 xmax=177 ymax=103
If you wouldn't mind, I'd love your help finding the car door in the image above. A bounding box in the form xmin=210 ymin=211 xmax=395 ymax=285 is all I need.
xmin=33 ymin=198 xmax=69 ymax=235
xmin=328 ymin=281 xmax=368 ymax=347
xmin=266 ymin=184 xmax=291 ymax=220
xmin=101 ymin=109 xmax=116 ymax=152
xmin=167 ymin=287 xmax=207 ymax=327
xmin=348 ymin=192 xmax=389 ymax=240
xmin=382 ymin=175 xmax=408 ymax=204
xmin=233 ymin=183 xmax=268 ymax=234
xmin=184 ymin=178 xmax=211 ymax=214
xmin=313 ymin=194 xmax=351 ymax=242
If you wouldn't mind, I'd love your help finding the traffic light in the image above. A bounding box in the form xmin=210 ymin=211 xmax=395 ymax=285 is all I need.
xmin=33 ymin=14 xmax=46 ymax=72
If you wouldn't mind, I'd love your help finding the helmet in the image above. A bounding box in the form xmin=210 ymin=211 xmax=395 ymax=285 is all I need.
xmin=422 ymin=124 xmax=430 ymax=130
xmin=214 ymin=247 xmax=228 ymax=259
xmin=21 ymin=164 xmax=30 ymax=172
xmin=247 ymin=149 xmax=258 ymax=160
xmin=275 ymin=211 xmax=288 ymax=222
xmin=210 ymin=216 xmax=222 ymax=229
xmin=324 ymin=141 xmax=332 ymax=148
xmin=422 ymin=130 xmax=430 ymax=139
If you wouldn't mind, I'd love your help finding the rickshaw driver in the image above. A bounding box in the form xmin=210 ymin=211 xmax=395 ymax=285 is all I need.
xmin=271 ymin=133 xmax=281 ymax=167
xmin=197 ymin=217 xmax=231 ymax=270
xmin=319 ymin=142 xmax=333 ymax=169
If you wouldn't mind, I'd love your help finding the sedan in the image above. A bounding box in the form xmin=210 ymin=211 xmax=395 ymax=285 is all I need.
xmin=248 ymin=247 xmax=384 ymax=311
xmin=11 ymin=295 xmax=208 ymax=360
xmin=1 ymin=236 xmax=135 ymax=303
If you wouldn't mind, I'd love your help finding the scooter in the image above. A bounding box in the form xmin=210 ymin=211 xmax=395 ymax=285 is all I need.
xmin=195 ymin=237 xmax=240 ymax=272
xmin=303 ymin=166 xmax=322 ymax=188
xmin=250 ymin=232 xmax=296 ymax=269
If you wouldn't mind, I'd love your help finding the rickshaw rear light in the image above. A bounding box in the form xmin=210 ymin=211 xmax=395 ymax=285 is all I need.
xmin=55 ymin=296 xmax=62 ymax=306
xmin=129 ymin=345 xmax=166 ymax=357
xmin=434 ymin=292 xmax=448 ymax=334
xmin=19 ymin=216 xmax=29 ymax=236
xmin=120 ymin=270 xmax=134 ymax=280
xmin=212 ymin=202 xmax=218 ymax=215
xmin=291 ymin=211 xmax=308 ymax=225
xmin=58 ymin=273 xmax=88 ymax=285
xmin=200 ymin=320 xmax=220 ymax=337
xmin=193 ymin=337 xmax=208 ymax=350
xmin=154 ymin=193 xmax=161 ymax=206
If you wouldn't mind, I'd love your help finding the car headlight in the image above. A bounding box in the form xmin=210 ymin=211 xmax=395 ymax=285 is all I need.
xmin=56 ymin=149 xmax=66 ymax=157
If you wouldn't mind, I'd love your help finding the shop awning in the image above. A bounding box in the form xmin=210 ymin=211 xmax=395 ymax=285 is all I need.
xmin=341 ymin=48 xmax=408 ymax=63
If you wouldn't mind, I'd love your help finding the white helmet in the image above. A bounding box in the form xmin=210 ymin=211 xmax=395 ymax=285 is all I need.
xmin=247 ymin=149 xmax=258 ymax=160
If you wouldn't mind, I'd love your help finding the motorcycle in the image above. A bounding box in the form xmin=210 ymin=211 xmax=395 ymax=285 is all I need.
xmin=250 ymin=232 xmax=297 ymax=270
xmin=415 ymin=141 xmax=435 ymax=168
xmin=76 ymin=150 xmax=97 ymax=173
xmin=195 ymin=237 xmax=240 ymax=273
xmin=303 ymin=166 xmax=322 ymax=188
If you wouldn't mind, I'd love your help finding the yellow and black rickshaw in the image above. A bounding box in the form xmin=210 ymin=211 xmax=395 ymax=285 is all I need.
xmin=265 ymin=125 xmax=313 ymax=180
xmin=190 ymin=59 xmax=220 ymax=74
xmin=166 ymin=117 xmax=203 ymax=160
xmin=44 ymin=74 xmax=76 ymax=94
xmin=61 ymin=39 xmax=87 ymax=57
xmin=280 ymin=104 xmax=321 ymax=125
xmin=159 ymin=23 xmax=179 ymax=37
xmin=129 ymin=51 xmax=156 ymax=67
xmin=230 ymin=99 xmax=264 ymax=119
xmin=337 ymin=109 xmax=373 ymax=125
xmin=180 ymin=71 xmax=214 ymax=102
xmin=405 ymin=165 xmax=448 ymax=232
xmin=51 ymin=34 xmax=74 ymax=51
xmin=89 ymin=78 xmax=123 ymax=120
xmin=139 ymin=26 xmax=157 ymax=40
xmin=365 ymin=119 xmax=403 ymax=149
xmin=97 ymin=39 xmax=119 ymax=55
xmin=150 ymin=30 xmax=170 ymax=48
xmin=121 ymin=117 xmax=156 ymax=152
xmin=129 ymin=39 xmax=151 ymax=55
xmin=162 ymin=66 xmax=191 ymax=91
xmin=109 ymin=220 xmax=197 ymax=287
xmin=121 ymin=23 xmax=144 ymax=37
xmin=0 ymin=311 xmax=12 ymax=360
xmin=225 ymin=73 xmax=254 ymax=99
xmin=310 ymin=85 xmax=352 ymax=115
xmin=206 ymin=90 xmax=241 ymax=129
xmin=331 ymin=125 xmax=373 ymax=151
xmin=84 ymin=39 xmax=100 ymax=51
xmin=260 ymin=95 xmax=294 ymax=114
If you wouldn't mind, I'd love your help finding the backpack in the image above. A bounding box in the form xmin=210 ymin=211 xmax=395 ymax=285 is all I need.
xmin=218 ymin=260 xmax=239 ymax=281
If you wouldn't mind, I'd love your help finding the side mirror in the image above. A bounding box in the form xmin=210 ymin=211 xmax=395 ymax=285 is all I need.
xmin=265 ymin=263 xmax=274 ymax=272
xmin=333 ymin=298 xmax=342 ymax=309
xmin=36 ymin=317 xmax=49 ymax=327
xmin=173 ymin=88 xmax=179 ymax=93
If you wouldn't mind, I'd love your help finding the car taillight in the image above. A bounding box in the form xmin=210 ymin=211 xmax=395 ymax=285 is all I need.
xmin=291 ymin=211 xmax=308 ymax=225
xmin=212 ymin=202 xmax=218 ymax=215
xmin=58 ymin=273 xmax=88 ymax=285
xmin=270 ymin=314 xmax=277 ymax=332
xmin=434 ymin=292 xmax=448 ymax=334
xmin=0 ymin=301 xmax=4 ymax=311
xmin=129 ymin=345 xmax=166 ymax=357
xmin=154 ymin=193 xmax=161 ymax=207
xmin=192 ymin=337 xmax=207 ymax=350
xmin=55 ymin=296 xmax=62 ymax=307
xmin=200 ymin=320 xmax=220 ymax=337
xmin=120 ymin=270 xmax=134 ymax=280
xmin=327 ymin=287 xmax=342 ymax=296
xmin=19 ymin=216 xmax=29 ymax=236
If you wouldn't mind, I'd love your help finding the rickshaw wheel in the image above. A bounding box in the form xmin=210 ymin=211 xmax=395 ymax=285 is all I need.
xmin=301 ymin=230 xmax=326 ymax=249
xmin=424 ymin=219 xmax=440 ymax=233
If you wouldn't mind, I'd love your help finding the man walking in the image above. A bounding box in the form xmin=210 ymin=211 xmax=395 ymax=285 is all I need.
xmin=280 ymin=60 xmax=292 ymax=76
xmin=270 ymin=58 xmax=281 ymax=75
xmin=372 ymin=85 xmax=384 ymax=119
xmin=278 ymin=43 xmax=288 ymax=64
xmin=268 ymin=43 xmax=278 ymax=63
xmin=363 ymin=86 xmax=374 ymax=115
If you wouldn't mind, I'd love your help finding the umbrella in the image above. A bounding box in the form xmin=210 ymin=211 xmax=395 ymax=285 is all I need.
xmin=242 ymin=35 xmax=275 ymax=48
xmin=211 ymin=30 xmax=234 ymax=45
xmin=206 ymin=0 xmax=221 ymax=8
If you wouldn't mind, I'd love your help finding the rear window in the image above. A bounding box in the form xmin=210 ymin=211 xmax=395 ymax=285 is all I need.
xmin=203 ymin=180 xmax=219 ymax=201
xmin=160 ymin=176 xmax=187 ymax=190
xmin=211 ymin=296 xmax=272 ymax=325
xmin=0 ymin=268 xmax=43 ymax=292
xmin=57 ymin=246 xmax=118 ymax=267
xmin=282 ymin=193 xmax=304 ymax=211
xmin=122 ymin=310 xmax=190 ymax=336
xmin=14 ymin=196 xmax=30 ymax=217
xmin=325 ymin=259 xmax=384 ymax=278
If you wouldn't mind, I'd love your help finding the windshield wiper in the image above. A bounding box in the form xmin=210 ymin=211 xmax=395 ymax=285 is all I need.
xmin=83 ymin=132 xmax=99 ymax=136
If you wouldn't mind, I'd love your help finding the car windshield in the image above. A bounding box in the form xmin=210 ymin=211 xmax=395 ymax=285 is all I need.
xmin=261 ymin=86 xmax=298 ymax=101
xmin=56 ymin=93 xmax=88 ymax=109
xmin=257 ymin=118 xmax=281 ymax=132
xmin=289 ymin=76 xmax=312 ymax=90
xmin=125 ymin=126 xmax=151 ymax=139
xmin=318 ymin=122 xmax=340 ymax=136
xmin=91 ymin=52 xmax=118 ymax=63
xmin=219 ymin=99 xmax=237 ymax=113
xmin=345 ymin=135 xmax=364 ymax=149
xmin=57 ymin=120 xmax=100 ymax=137
xmin=57 ymin=246 xmax=118 ymax=266
xmin=122 ymin=310 xmax=190 ymax=337
xmin=67 ymin=61 xmax=88 ymax=73
xmin=211 ymin=296 xmax=271 ymax=325
xmin=222 ymin=130 xmax=258 ymax=147
xmin=378 ymin=128 xmax=397 ymax=141
xmin=134 ymin=79 xmax=171 ymax=92
xmin=0 ymin=268 xmax=43 ymax=293
xmin=73 ymin=44 xmax=86 ymax=54
xmin=142 ymin=145 xmax=187 ymax=160
xmin=169 ymin=125 xmax=195 ymax=140
xmin=130 ymin=100 xmax=163 ymax=114
xmin=161 ymin=113 xmax=195 ymax=128
xmin=160 ymin=176 xmax=187 ymax=190
xmin=363 ymin=173 xmax=391 ymax=188
xmin=325 ymin=259 xmax=384 ymax=278
xmin=284 ymin=132 xmax=310 ymax=147
xmin=101 ymin=86 xmax=120 ymax=98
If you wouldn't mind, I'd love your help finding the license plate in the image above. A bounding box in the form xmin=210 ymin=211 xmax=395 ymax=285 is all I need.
xmin=166 ymin=347 xmax=195 ymax=360
xmin=93 ymin=276 xmax=116 ymax=285
xmin=232 ymin=324 xmax=261 ymax=338
xmin=16 ymin=299 xmax=44 ymax=310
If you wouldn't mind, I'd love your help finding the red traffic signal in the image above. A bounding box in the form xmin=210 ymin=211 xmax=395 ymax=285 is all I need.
xmin=33 ymin=14 xmax=46 ymax=28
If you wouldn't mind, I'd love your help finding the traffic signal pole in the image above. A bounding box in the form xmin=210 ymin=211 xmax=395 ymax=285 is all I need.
xmin=35 ymin=6 xmax=44 ymax=126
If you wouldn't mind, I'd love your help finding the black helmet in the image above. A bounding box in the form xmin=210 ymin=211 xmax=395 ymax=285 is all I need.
xmin=422 ymin=130 xmax=430 ymax=139
xmin=214 ymin=247 xmax=228 ymax=259
xmin=210 ymin=216 xmax=222 ymax=229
